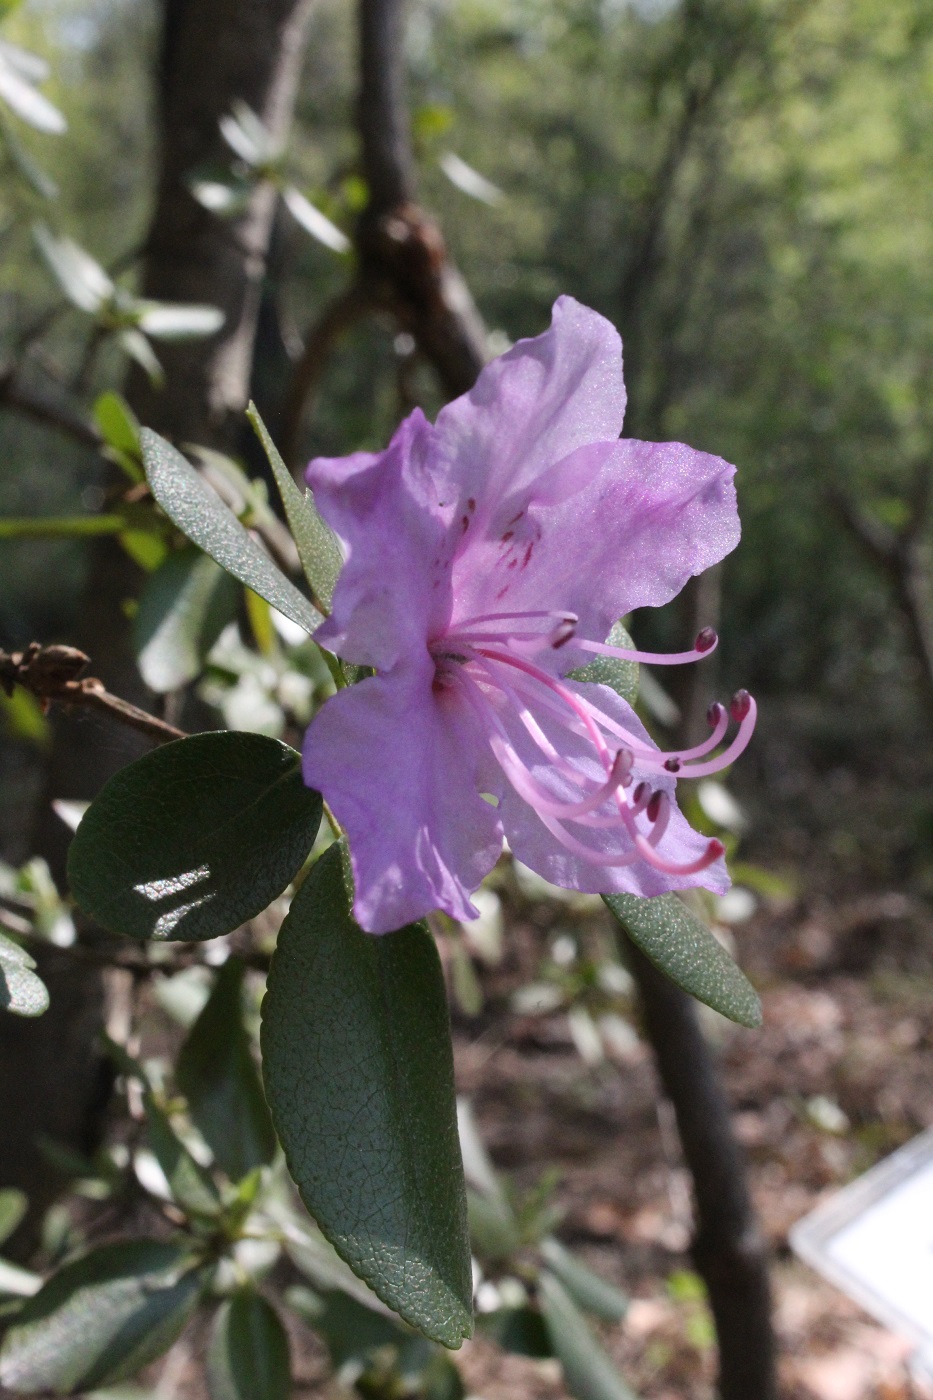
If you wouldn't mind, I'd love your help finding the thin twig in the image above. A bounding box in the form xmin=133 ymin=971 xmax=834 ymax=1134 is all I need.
xmin=0 ymin=643 xmax=185 ymax=745
xmin=0 ymin=370 xmax=101 ymax=450
xmin=278 ymin=284 xmax=370 ymax=469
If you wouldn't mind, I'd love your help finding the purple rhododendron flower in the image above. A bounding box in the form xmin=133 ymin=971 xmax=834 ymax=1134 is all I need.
xmin=303 ymin=296 xmax=755 ymax=934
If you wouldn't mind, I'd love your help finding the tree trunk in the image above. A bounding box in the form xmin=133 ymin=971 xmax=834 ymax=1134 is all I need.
xmin=0 ymin=0 xmax=314 ymax=1255
xmin=622 ymin=936 xmax=778 ymax=1400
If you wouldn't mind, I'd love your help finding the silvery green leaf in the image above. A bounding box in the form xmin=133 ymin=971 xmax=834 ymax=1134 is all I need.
xmin=247 ymin=403 xmax=342 ymax=611
xmin=0 ymin=43 xmax=64 ymax=133
xmin=33 ymin=224 xmax=112 ymax=312
xmin=281 ymin=187 xmax=350 ymax=253
xmin=118 ymin=329 xmax=163 ymax=385
xmin=0 ymin=932 xmax=48 ymax=1018
xmin=135 ymin=303 xmax=225 ymax=340
xmin=438 ymin=152 xmax=503 ymax=206
xmin=141 ymin=430 xmax=321 ymax=637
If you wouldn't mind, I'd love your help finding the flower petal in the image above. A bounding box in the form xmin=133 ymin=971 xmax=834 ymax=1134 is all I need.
xmin=306 ymin=409 xmax=452 ymax=670
xmin=433 ymin=296 xmax=625 ymax=536
xmin=452 ymin=438 xmax=738 ymax=662
xmin=493 ymin=679 xmax=729 ymax=898
xmin=303 ymin=661 xmax=503 ymax=933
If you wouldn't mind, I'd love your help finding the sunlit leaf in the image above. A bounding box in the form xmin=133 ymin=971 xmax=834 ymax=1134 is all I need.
xmin=218 ymin=102 xmax=279 ymax=168
xmin=0 ymin=42 xmax=65 ymax=133
xmin=135 ymin=303 xmax=225 ymax=340
xmin=438 ymin=151 xmax=503 ymax=206
xmin=261 ymin=842 xmax=473 ymax=1347
xmin=569 ymin=620 xmax=639 ymax=707
xmin=143 ymin=1095 xmax=221 ymax=1217
xmin=0 ymin=932 xmax=48 ymax=1018
xmin=133 ymin=546 xmax=239 ymax=692
xmin=68 ymin=731 xmax=322 ymax=942
xmin=141 ymin=429 xmax=322 ymax=638
xmin=33 ymin=223 xmax=111 ymax=312
xmin=0 ymin=1242 xmax=208 ymax=1394
xmin=118 ymin=329 xmax=163 ymax=385
xmin=281 ymin=187 xmax=350 ymax=253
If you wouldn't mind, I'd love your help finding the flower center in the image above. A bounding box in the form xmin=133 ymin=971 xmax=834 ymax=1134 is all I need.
xmin=429 ymin=608 xmax=756 ymax=878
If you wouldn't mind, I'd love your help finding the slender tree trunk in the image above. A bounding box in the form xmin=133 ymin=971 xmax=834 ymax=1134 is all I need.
xmin=621 ymin=936 xmax=777 ymax=1400
xmin=0 ymin=0 xmax=315 ymax=1254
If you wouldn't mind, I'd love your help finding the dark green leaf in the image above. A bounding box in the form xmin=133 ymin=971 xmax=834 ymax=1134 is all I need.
xmin=68 ymin=731 xmax=322 ymax=942
xmin=0 ymin=1242 xmax=208 ymax=1394
xmin=603 ymin=892 xmax=762 ymax=1029
xmin=301 ymin=1289 xmax=405 ymax=1367
xmin=0 ymin=1189 xmax=27 ymax=1247
xmin=261 ymin=843 xmax=473 ymax=1347
xmin=476 ymin=1306 xmax=552 ymax=1358
xmin=207 ymin=1291 xmax=289 ymax=1400
xmin=539 ymin=1239 xmax=628 ymax=1323
xmin=569 ymin=620 xmax=638 ymax=707
xmin=246 ymin=403 xmax=342 ymax=612
xmin=0 ymin=932 xmax=49 ymax=1017
xmin=134 ymin=546 xmax=239 ymax=692
xmin=144 ymin=1095 xmax=221 ymax=1217
xmin=141 ymin=429 xmax=321 ymax=637
xmin=538 ymin=1272 xmax=639 ymax=1400
xmin=177 ymin=960 xmax=276 ymax=1181
xmin=466 ymin=1189 xmax=521 ymax=1262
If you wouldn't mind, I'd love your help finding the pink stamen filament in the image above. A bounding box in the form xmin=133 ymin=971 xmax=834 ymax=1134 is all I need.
xmin=574 ymin=628 xmax=718 ymax=666
xmin=431 ymin=608 xmax=750 ymax=880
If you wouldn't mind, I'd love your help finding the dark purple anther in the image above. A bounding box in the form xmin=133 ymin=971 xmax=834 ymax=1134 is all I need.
xmin=695 ymin=626 xmax=717 ymax=653
xmin=646 ymin=790 xmax=664 ymax=823
xmin=664 ymin=757 xmax=681 ymax=773
xmin=707 ymin=700 xmax=725 ymax=728
xmin=730 ymin=689 xmax=752 ymax=722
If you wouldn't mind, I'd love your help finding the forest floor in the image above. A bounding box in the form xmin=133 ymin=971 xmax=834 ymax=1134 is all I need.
xmin=445 ymin=871 xmax=933 ymax=1400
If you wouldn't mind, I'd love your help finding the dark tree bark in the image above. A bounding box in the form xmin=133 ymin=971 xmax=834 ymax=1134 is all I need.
xmin=133 ymin=0 xmax=315 ymax=448
xmin=621 ymin=935 xmax=777 ymax=1400
xmin=0 ymin=0 xmax=315 ymax=1254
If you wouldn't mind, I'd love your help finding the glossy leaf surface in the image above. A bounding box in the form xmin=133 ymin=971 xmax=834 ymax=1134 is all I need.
xmin=68 ymin=731 xmax=322 ymax=942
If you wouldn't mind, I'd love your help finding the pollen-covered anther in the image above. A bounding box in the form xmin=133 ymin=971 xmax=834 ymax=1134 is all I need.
xmin=695 ymin=626 xmax=717 ymax=653
xmin=730 ymin=689 xmax=752 ymax=722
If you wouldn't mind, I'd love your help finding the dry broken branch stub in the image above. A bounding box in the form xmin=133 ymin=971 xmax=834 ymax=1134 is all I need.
xmin=1 ymin=643 xmax=185 ymax=745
